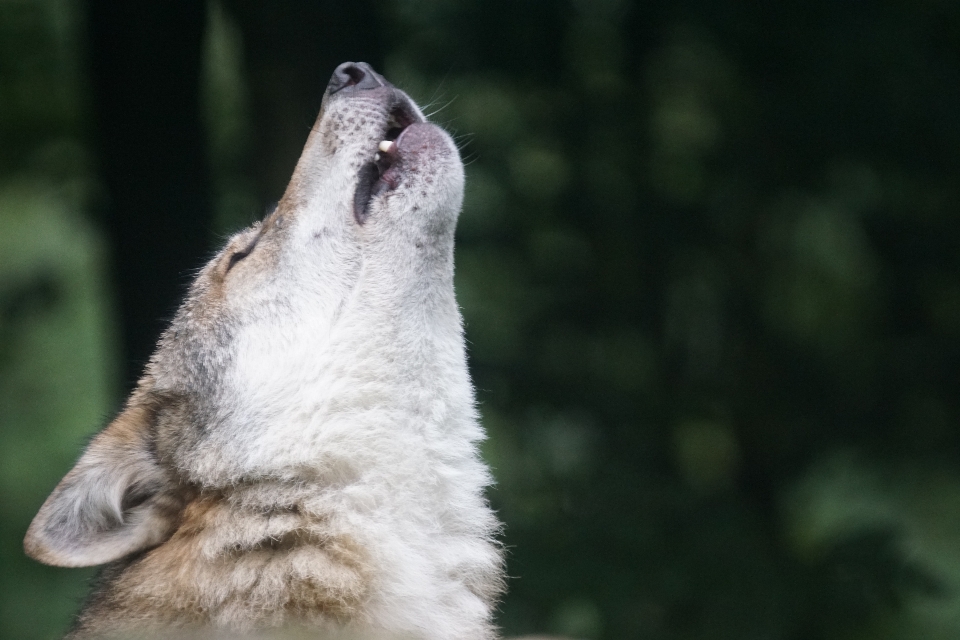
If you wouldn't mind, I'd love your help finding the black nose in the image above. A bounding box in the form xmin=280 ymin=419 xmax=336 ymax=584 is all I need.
xmin=327 ymin=62 xmax=391 ymax=94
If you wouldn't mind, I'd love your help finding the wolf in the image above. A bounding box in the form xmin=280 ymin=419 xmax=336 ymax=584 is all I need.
xmin=24 ymin=62 xmax=504 ymax=640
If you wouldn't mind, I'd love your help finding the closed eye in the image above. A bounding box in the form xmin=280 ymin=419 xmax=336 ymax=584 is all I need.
xmin=225 ymin=235 xmax=260 ymax=273
xmin=226 ymin=249 xmax=250 ymax=271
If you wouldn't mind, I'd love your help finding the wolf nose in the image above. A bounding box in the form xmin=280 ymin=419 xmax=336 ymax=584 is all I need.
xmin=327 ymin=62 xmax=391 ymax=94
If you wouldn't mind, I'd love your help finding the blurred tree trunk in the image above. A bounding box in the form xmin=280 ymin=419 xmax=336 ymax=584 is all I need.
xmin=86 ymin=0 xmax=383 ymax=388
xmin=86 ymin=0 xmax=211 ymax=388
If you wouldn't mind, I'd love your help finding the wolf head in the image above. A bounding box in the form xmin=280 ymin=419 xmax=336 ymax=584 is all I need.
xmin=25 ymin=63 xmax=479 ymax=570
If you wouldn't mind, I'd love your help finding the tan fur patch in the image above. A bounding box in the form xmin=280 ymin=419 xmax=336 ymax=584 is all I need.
xmin=70 ymin=488 xmax=371 ymax=638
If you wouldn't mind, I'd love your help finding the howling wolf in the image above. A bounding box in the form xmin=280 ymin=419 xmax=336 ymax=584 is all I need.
xmin=25 ymin=62 xmax=504 ymax=640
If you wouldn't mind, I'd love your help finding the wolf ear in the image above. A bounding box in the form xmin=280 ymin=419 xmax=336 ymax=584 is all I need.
xmin=24 ymin=395 xmax=181 ymax=567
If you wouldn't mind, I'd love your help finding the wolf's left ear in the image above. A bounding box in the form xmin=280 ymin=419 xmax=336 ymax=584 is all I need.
xmin=24 ymin=394 xmax=181 ymax=567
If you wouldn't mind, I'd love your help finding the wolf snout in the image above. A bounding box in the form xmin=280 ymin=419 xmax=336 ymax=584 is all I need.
xmin=327 ymin=61 xmax=392 ymax=94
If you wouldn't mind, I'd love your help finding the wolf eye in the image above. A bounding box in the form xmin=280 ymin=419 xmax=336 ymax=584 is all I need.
xmin=226 ymin=249 xmax=250 ymax=272
xmin=225 ymin=221 xmax=266 ymax=274
xmin=226 ymin=237 xmax=259 ymax=272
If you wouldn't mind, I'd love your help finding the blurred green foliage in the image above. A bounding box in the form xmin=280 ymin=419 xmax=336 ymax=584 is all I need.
xmin=2 ymin=1 xmax=960 ymax=639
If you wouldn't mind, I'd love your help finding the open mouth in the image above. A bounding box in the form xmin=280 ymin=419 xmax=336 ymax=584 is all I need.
xmin=353 ymin=100 xmax=421 ymax=224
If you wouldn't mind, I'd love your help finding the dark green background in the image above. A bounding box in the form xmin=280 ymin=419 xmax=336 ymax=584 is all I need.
xmin=2 ymin=1 xmax=960 ymax=638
